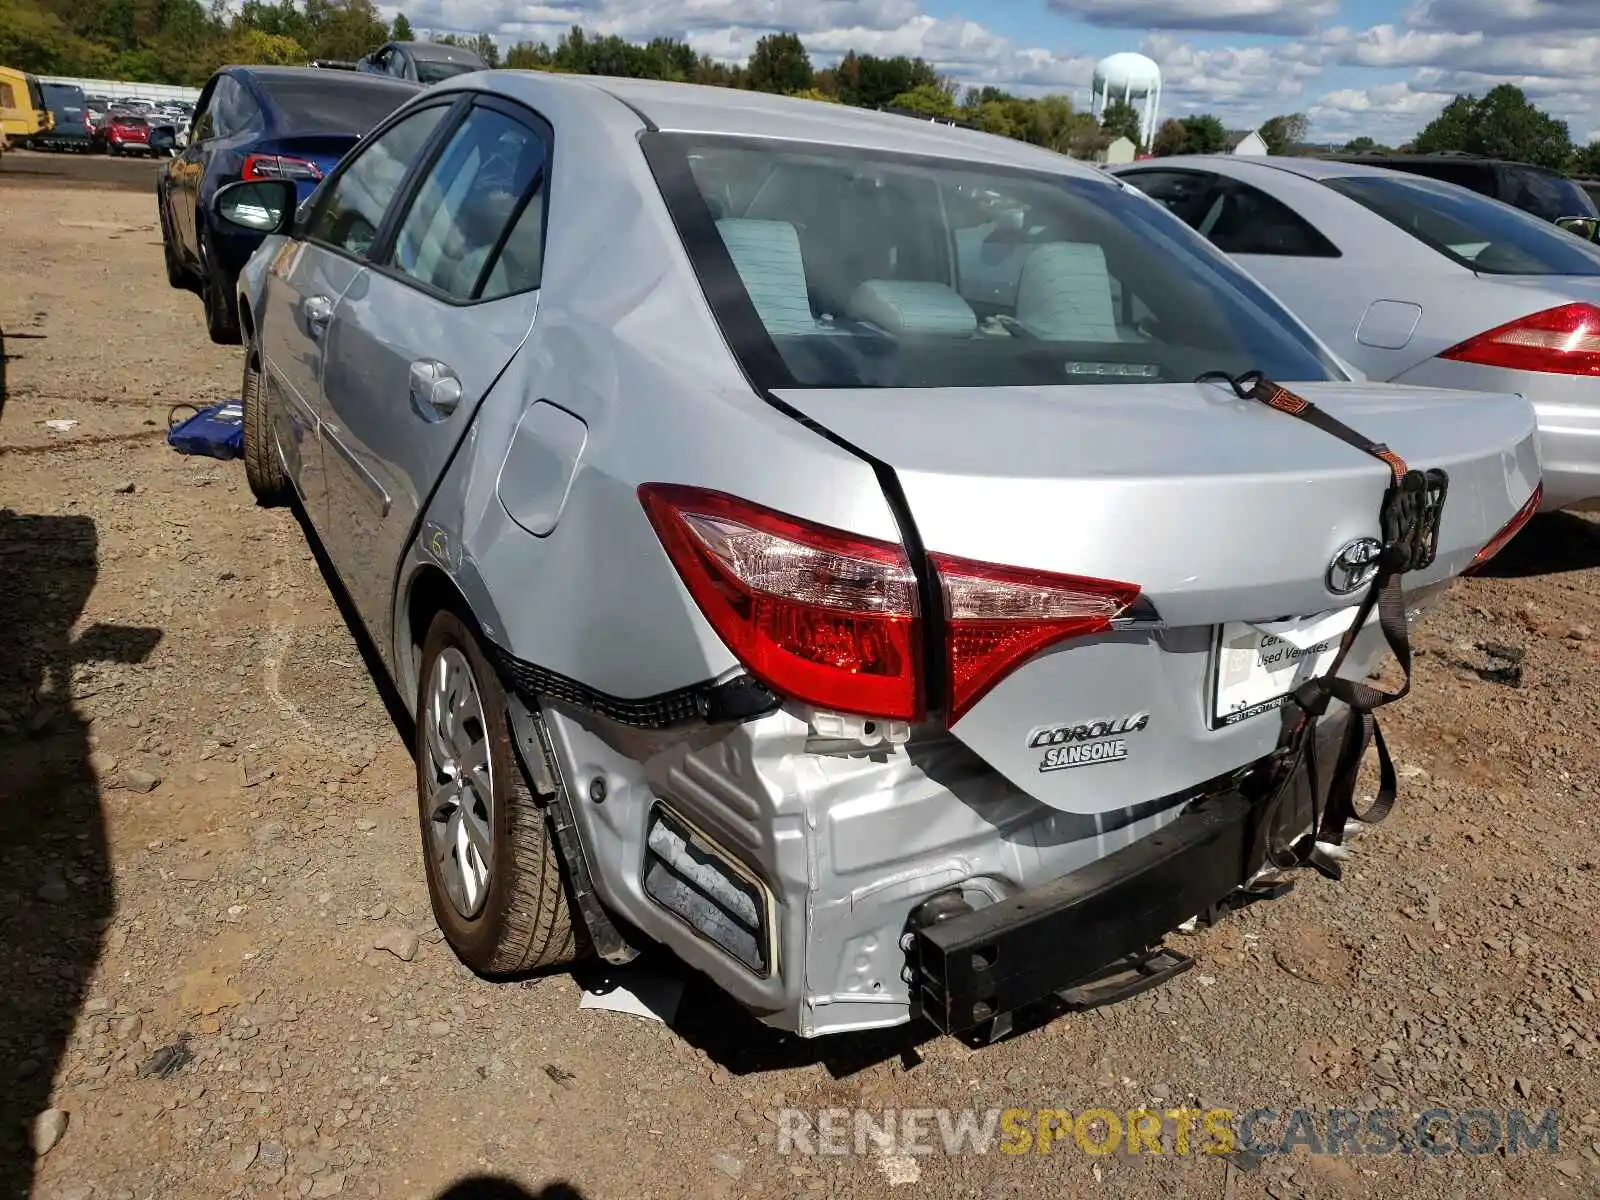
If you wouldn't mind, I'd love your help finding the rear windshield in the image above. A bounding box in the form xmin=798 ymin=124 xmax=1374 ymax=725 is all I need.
xmin=1500 ymin=164 xmax=1599 ymax=221
xmin=114 ymin=115 xmax=148 ymax=127
xmin=645 ymin=134 xmax=1341 ymax=389
xmin=1324 ymin=174 xmax=1600 ymax=276
xmin=416 ymin=60 xmax=478 ymax=84
xmin=263 ymin=77 xmax=416 ymax=133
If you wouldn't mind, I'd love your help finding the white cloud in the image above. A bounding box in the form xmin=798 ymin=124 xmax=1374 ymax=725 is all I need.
xmin=1046 ymin=0 xmax=1337 ymax=37
xmin=1404 ymin=0 xmax=1600 ymax=35
xmin=396 ymin=0 xmax=1100 ymax=94
xmin=381 ymin=0 xmax=1600 ymax=146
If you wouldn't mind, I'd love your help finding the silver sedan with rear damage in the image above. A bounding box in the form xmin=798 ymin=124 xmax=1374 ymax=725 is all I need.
xmin=217 ymin=73 xmax=1541 ymax=1040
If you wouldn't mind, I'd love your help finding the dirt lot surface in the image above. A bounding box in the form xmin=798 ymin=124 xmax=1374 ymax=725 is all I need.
xmin=3 ymin=183 xmax=1600 ymax=1200
xmin=0 ymin=148 xmax=162 ymax=193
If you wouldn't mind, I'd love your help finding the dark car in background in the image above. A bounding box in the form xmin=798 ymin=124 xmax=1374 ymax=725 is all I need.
xmin=356 ymin=40 xmax=487 ymax=84
xmin=157 ymin=65 xmax=420 ymax=344
xmin=1323 ymin=152 xmax=1598 ymax=227
xmin=37 ymin=83 xmax=94 ymax=152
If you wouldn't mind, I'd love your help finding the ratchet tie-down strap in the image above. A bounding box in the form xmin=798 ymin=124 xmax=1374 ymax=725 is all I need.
xmin=1197 ymin=370 xmax=1448 ymax=882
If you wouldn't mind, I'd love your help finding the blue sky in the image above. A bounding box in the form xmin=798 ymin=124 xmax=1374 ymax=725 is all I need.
xmin=392 ymin=0 xmax=1600 ymax=147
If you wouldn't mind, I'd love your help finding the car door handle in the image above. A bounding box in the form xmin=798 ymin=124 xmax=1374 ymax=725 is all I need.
xmin=408 ymin=360 xmax=463 ymax=422
xmin=302 ymin=295 xmax=333 ymax=339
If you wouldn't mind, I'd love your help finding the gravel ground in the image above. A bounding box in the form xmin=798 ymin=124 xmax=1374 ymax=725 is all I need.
xmin=2 ymin=184 xmax=1598 ymax=1200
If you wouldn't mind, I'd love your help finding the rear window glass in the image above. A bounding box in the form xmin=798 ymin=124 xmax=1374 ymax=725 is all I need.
xmin=416 ymin=60 xmax=478 ymax=84
xmin=1365 ymin=159 xmax=1498 ymax=197
xmin=645 ymin=134 xmax=1341 ymax=388
xmin=262 ymin=77 xmax=416 ymax=133
xmin=115 ymin=115 xmax=148 ymax=127
xmin=1501 ymin=165 xmax=1598 ymax=221
xmin=1323 ymin=175 xmax=1600 ymax=276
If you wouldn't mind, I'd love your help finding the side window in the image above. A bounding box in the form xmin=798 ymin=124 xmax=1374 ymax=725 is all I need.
xmin=478 ymin=184 xmax=547 ymax=300
xmin=1394 ymin=161 xmax=1496 ymax=198
xmin=0 ymin=83 xmax=14 ymax=108
xmin=210 ymin=77 xmax=242 ymax=138
xmin=302 ymin=104 xmax=450 ymax=259
xmin=1203 ymin=183 xmax=1341 ymax=257
xmin=1502 ymin=166 xmax=1574 ymax=222
xmin=388 ymin=51 xmax=410 ymax=79
xmin=1120 ymin=170 xmax=1218 ymax=228
xmin=220 ymin=80 xmax=264 ymax=137
xmin=386 ymin=106 xmax=548 ymax=300
xmin=190 ymin=82 xmax=217 ymax=142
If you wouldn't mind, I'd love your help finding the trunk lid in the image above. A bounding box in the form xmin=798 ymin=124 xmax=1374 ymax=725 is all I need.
xmin=774 ymin=380 xmax=1540 ymax=814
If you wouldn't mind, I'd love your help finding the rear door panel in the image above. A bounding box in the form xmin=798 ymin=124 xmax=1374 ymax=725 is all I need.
xmin=318 ymin=273 xmax=538 ymax=648
xmin=258 ymin=242 xmax=365 ymax=526
xmin=316 ymin=98 xmax=551 ymax=654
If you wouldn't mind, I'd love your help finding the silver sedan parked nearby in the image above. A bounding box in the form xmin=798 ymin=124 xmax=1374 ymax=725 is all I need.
xmin=215 ymin=74 xmax=1539 ymax=1039
xmin=1113 ymin=155 xmax=1600 ymax=512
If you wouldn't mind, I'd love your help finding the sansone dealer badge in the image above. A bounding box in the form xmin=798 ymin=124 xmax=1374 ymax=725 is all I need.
xmin=1027 ymin=712 xmax=1150 ymax=772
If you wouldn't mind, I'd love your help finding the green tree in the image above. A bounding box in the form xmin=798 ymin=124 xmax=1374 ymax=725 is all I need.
xmin=1100 ymin=98 xmax=1142 ymax=148
xmin=503 ymin=40 xmax=548 ymax=69
xmin=1179 ymin=114 xmax=1228 ymax=154
xmin=1341 ymin=135 xmax=1389 ymax=154
xmin=467 ymin=31 xmax=498 ymax=66
xmin=1258 ymin=112 xmax=1309 ymax=155
xmin=745 ymin=32 xmax=811 ymax=94
xmin=1151 ymin=118 xmax=1189 ymax=156
xmin=1571 ymin=142 xmax=1600 ymax=176
xmin=228 ymin=26 xmax=305 ymax=64
xmin=1414 ymin=85 xmax=1571 ymax=169
xmin=0 ymin=5 xmax=1246 ymax=166
xmin=831 ymin=50 xmax=938 ymax=108
xmin=889 ymin=81 xmax=956 ymax=119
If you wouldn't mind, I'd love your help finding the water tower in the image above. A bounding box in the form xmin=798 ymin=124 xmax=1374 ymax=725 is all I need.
xmin=1092 ymin=52 xmax=1162 ymax=147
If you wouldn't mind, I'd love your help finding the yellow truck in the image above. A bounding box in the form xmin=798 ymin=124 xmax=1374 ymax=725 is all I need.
xmin=0 ymin=66 xmax=54 ymax=150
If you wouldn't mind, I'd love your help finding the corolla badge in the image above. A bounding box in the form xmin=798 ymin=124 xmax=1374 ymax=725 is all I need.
xmin=1326 ymin=537 xmax=1383 ymax=596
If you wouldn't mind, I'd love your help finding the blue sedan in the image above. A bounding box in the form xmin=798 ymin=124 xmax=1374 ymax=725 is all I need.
xmin=157 ymin=65 xmax=420 ymax=344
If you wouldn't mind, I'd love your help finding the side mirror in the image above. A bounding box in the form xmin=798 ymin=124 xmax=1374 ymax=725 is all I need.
xmin=1556 ymin=215 xmax=1600 ymax=242
xmin=213 ymin=179 xmax=297 ymax=235
xmin=147 ymin=126 xmax=175 ymax=153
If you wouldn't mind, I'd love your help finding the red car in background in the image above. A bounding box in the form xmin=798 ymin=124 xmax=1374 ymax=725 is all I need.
xmin=101 ymin=113 xmax=151 ymax=156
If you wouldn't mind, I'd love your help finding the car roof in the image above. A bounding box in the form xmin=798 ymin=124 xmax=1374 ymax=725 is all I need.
xmin=479 ymin=72 xmax=1111 ymax=179
xmin=1112 ymin=153 xmax=1430 ymax=183
xmin=236 ymin=65 xmax=413 ymax=89
xmin=403 ymin=41 xmax=485 ymax=63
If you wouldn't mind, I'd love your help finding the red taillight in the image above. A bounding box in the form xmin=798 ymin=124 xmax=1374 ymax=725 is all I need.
xmin=930 ymin=553 xmax=1142 ymax=723
xmin=1440 ymin=303 xmax=1600 ymax=376
xmin=1469 ymin=483 xmax=1543 ymax=570
xmin=242 ymin=153 xmax=323 ymax=182
xmin=639 ymin=485 xmax=922 ymax=721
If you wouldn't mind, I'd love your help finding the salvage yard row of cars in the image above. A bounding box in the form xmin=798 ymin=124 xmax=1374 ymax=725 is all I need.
xmin=148 ymin=65 xmax=1590 ymax=1041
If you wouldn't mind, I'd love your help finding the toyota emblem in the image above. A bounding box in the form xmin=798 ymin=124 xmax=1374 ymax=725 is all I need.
xmin=1327 ymin=537 xmax=1383 ymax=596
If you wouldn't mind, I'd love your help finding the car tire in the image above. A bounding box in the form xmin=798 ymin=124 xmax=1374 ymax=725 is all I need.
xmin=201 ymin=243 xmax=241 ymax=345
xmin=415 ymin=609 xmax=580 ymax=977
xmin=241 ymin=340 xmax=290 ymax=505
xmin=158 ymin=203 xmax=187 ymax=290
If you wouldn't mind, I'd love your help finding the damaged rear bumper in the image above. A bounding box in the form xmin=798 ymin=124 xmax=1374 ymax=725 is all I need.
xmin=906 ymin=789 xmax=1259 ymax=1034
xmin=512 ymin=687 xmax=1337 ymax=1039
